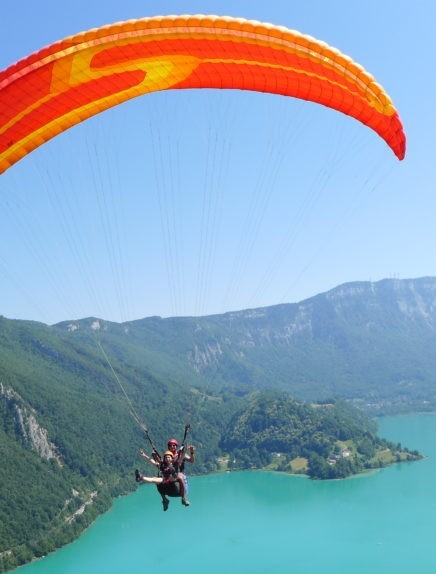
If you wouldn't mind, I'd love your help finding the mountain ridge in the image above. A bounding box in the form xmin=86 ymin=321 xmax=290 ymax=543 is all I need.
xmin=52 ymin=276 xmax=436 ymax=411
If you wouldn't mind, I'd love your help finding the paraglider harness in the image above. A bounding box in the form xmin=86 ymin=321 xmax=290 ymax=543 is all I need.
xmin=159 ymin=458 xmax=179 ymax=485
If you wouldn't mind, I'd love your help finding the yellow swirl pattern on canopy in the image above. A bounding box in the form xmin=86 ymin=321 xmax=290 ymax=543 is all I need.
xmin=0 ymin=14 xmax=405 ymax=173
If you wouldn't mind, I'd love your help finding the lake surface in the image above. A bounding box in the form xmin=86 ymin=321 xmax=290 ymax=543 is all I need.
xmin=16 ymin=414 xmax=436 ymax=574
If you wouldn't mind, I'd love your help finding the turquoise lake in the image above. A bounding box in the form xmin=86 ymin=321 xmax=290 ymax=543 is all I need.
xmin=16 ymin=414 xmax=436 ymax=573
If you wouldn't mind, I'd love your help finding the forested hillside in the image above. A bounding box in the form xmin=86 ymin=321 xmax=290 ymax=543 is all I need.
xmin=221 ymin=393 xmax=420 ymax=478
xmin=0 ymin=317 xmax=230 ymax=571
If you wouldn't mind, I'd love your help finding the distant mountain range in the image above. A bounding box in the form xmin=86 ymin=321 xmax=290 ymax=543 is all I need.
xmin=54 ymin=276 xmax=436 ymax=413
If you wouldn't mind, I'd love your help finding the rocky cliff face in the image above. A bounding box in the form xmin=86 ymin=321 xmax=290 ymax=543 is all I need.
xmin=324 ymin=278 xmax=436 ymax=327
xmin=0 ymin=381 xmax=62 ymax=464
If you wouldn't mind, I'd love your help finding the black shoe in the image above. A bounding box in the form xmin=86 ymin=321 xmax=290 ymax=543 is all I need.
xmin=182 ymin=498 xmax=190 ymax=506
xmin=162 ymin=498 xmax=169 ymax=511
xmin=135 ymin=469 xmax=142 ymax=482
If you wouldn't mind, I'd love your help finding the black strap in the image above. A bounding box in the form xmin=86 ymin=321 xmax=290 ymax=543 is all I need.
xmin=140 ymin=422 xmax=161 ymax=459
xmin=181 ymin=423 xmax=190 ymax=447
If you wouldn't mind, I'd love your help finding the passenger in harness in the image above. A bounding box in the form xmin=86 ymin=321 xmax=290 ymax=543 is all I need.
xmin=167 ymin=438 xmax=195 ymax=495
xmin=135 ymin=450 xmax=190 ymax=511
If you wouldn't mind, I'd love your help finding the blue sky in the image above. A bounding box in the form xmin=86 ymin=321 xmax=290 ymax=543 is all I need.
xmin=0 ymin=0 xmax=435 ymax=324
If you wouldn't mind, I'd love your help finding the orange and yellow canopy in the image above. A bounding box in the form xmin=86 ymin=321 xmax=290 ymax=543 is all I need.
xmin=0 ymin=14 xmax=406 ymax=174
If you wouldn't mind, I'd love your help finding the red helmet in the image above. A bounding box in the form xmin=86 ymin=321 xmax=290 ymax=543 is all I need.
xmin=168 ymin=438 xmax=178 ymax=446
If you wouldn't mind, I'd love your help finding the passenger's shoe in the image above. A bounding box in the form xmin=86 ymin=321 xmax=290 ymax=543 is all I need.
xmin=135 ymin=469 xmax=142 ymax=482
xmin=162 ymin=498 xmax=170 ymax=511
xmin=182 ymin=497 xmax=190 ymax=506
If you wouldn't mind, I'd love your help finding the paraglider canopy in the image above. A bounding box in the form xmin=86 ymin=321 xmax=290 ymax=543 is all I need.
xmin=0 ymin=14 xmax=405 ymax=174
